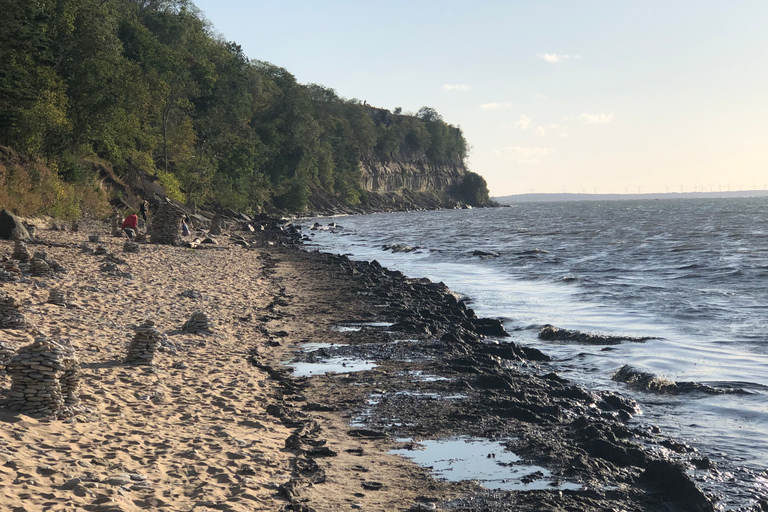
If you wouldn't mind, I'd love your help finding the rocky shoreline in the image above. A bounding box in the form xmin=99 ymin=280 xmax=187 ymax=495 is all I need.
xmin=0 ymin=214 xmax=740 ymax=511
xmin=257 ymin=239 xmax=720 ymax=512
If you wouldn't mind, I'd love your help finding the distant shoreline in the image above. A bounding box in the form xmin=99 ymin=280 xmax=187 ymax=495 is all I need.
xmin=495 ymin=190 xmax=768 ymax=203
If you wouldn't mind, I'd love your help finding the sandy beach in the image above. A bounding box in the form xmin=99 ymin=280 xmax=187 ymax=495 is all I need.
xmin=0 ymin=221 xmax=465 ymax=512
xmin=0 ymin=218 xmax=722 ymax=512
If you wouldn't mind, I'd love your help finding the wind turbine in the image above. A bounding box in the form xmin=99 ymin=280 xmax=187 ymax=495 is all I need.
xmin=709 ymin=184 xmax=713 ymax=192
xmin=666 ymin=185 xmax=670 ymax=193
xmin=636 ymin=185 xmax=641 ymax=194
xmin=593 ymin=187 xmax=598 ymax=194
xmin=581 ymin=187 xmax=586 ymax=194
xmin=679 ymin=184 xmax=684 ymax=193
xmin=624 ymin=186 xmax=629 ymax=194
xmin=529 ymin=187 xmax=535 ymax=194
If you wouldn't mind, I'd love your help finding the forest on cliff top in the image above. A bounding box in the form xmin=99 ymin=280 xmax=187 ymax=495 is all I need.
xmin=0 ymin=0 xmax=489 ymax=217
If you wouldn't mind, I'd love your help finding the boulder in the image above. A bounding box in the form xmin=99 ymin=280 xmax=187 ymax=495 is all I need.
xmin=0 ymin=209 xmax=30 ymax=240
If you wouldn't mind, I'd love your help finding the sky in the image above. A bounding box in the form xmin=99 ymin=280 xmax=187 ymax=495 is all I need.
xmin=191 ymin=0 xmax=768 ymax=196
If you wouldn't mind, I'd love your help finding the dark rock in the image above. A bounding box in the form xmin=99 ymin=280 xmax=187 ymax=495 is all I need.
xmin=640 ymin=460 xmax=715 ymax=511
xmin=0 ymin=210 xmax=30 ymax=240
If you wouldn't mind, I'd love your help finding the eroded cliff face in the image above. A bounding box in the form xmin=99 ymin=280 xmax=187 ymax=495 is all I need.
xmin=360 ymin=160 xmax=467 ymax=193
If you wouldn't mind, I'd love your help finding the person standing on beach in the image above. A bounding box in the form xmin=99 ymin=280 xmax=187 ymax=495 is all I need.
xmin=122 ymin=213 xmax=139 ymax=239
xmin=139 ymin=200 xmax=149 ymax=223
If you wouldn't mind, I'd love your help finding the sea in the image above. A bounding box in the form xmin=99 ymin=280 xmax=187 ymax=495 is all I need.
xmin=304 ymin=197 xmax=768 ymax=510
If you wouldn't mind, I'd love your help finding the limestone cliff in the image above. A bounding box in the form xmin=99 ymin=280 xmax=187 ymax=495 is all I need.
xmin=359 ymin=159 xmax=467 ymax=193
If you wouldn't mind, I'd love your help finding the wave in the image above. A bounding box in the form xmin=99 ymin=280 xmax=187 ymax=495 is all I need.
xmin=538 ymin=325 xmax=659 ymax=345
xmin=611 ymin=365 xmax=750 ymax=395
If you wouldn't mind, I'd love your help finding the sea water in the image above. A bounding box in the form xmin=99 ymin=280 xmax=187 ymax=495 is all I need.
xmin=305 ymin=197 xmax=768 ymax=509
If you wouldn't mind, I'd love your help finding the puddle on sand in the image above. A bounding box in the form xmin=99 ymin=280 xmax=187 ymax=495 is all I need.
xmin=402 ymin=370 xmax=450 ymax=382
xmin=390 ymin=437 xmax=581 ymax=491
xmin=286 ymin=357 xmax=377 ymax=377
xmin=299 ymin=342 xmax=341 ymax=351
xmin=331 ymin=322 xmax=393 ymax=332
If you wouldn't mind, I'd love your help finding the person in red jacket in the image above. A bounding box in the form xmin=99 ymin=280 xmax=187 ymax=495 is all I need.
xmin=122 ymin=213 xmax=139 ymax=239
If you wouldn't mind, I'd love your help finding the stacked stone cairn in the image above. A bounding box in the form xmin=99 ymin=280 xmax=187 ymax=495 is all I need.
xmin=209 ymin=215 xmax=223 ymax=235
xmin=47 ymin=288 xmax=67 ymax=306
xmin=5 ymin=337 xmax=81 ymax=417
xmin=150 ymin=202 xmax=184 ymax=245
xmin=93 ymin=245 xmax=108 ymax=255
xmin=0 ymin=259 xmax=19 ymax=282
xmin=12 ymin=239 xmax=31 ymax=263
xmin=30 ymin=256 xmax=52 ymax=276
xmin=125 ymin=321 xmax=164 ymax=365
xmin=0 ymin=292 xmax=27 ymax=329
xmin=89 ymin=235 xmax=101 ymax=243
xmin=182 ymin=311 xmax=212 ymax=333
xmin=0 ymin=341 xmax=15 ymax=376
xmin=123 ymin=240 xmax=140 ymax=253
xmin=112 ymin=212 xmax=123 ymax=237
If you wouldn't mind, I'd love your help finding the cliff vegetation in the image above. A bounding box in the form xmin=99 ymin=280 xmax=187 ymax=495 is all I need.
xmin=0 ymin=0 xmax=490 ymax=216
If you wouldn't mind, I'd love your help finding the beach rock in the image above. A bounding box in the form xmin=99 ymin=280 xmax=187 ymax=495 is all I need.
xmin=125 ymin=321 xmax=165 ymax=366
xmin=5 ymin=336 xmax=81 ymax=416
xmin=88 ymin=235 xmax=101 ymax=243
xmin=93 ymin=245 xmax=108 ymax=256
xmin=182 ymin=311 xmax=212 ymax=333
xmin=640 ymin=460 xmax=715 ymax=511
xmin=0 ymin=209 xmax=30 ymax=240
xmin=123 ymin=241 xmax=140 ymax=253
xmin=0 ymin=292 xmax=27 ymax=329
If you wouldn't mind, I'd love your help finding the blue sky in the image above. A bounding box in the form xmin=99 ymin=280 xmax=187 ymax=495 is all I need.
xmin=192 ymin=0 xmax=768 ymax=196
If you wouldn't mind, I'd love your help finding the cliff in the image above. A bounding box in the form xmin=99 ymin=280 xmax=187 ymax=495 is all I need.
xmin=360 ymin=106 xmax=468 ymax=195
xmin=360 ymin=160 xmax=467 ymax=193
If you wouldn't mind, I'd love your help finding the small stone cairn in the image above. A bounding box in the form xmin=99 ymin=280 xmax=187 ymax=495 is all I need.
xmin=209 ymin=215 xmax=224 ymax=235
xmin=182 ymin=311 xmax=212 ymax=334
xmin=125 ymin=321 xmax=164 ymax=365
xmin=47 ymin=288 xmax=67 ymax=306
xmin=5 ymin=336 xmax=81 ymax=416
xmin=123 ymin=240 xmax=140 ymax=253
xmin=12 ymin=239 xmax=31 ymax=263
xmin=0 ymin=292 xmax=27 ymax=329
xmin=112 ymin=212 xmax=123 ymax=237
xmin=150 ymin=202 xmax=185 ymax=245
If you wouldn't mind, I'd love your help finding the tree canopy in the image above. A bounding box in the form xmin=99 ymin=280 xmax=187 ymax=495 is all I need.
xmin=0 ymin=0 xmax=474 ymax=212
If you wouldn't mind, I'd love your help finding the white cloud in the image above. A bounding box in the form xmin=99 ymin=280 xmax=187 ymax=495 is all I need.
xmin=442 ymin=84 xmax=470 ymax=91
xmin=579 ymin=112 xmax=613 ymax=124
xmin=480 ymin=102 xmax=514 ymax=110
xmin=534 ymin=93 xmax=547 ymax=99
xmin=493 ymin=146 xmax=555 ymax=164
xmin=515 ymin=115 xmax=531 ymax=130
xmin=536 ymin=53 xmax=583 ymax=63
